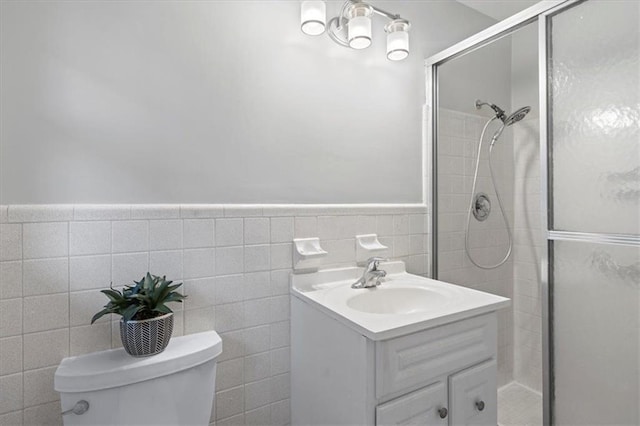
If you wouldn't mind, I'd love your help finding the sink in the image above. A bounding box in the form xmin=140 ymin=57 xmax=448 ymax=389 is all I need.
xmin=290 ymin=260 xmax=510 ymax=340
xmin=346 ymin=286 xmax=452 ymax=315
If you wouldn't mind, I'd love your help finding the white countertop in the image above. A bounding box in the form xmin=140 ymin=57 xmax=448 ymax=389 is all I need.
xmin=291 ymin=261 xmax=510 ymax=340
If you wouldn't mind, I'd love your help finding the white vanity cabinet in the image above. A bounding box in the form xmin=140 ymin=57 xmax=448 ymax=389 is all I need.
xmin=291 ymin=296 xmax=500 ymax=426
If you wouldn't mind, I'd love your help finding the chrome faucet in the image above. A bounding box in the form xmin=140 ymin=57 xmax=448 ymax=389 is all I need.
xmin=352 ymin=257 xmax=388 ymax=289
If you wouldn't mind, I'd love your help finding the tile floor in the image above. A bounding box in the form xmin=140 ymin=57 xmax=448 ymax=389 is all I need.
xmin=498 ymin=381 xmax=542 ymax=426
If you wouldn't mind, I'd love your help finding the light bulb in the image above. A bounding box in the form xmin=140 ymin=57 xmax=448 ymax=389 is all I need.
xmin=385 ymin=19 xmax=410 ymax=61
xmin=348 ymin=16 xmax=372 ymax=49
xmin=301 ymin=1 xmax=326 ymax=36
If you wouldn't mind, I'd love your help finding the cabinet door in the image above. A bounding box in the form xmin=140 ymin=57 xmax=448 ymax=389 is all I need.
xmin=376 ymin=381 xmax=448 ymax=426
xmin=448 ymin=359 xmax=497 ymax=426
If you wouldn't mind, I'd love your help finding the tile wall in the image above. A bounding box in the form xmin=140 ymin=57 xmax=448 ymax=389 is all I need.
xmin=0 ymin=204 xmax=429 ymax=426
xmin=437 ymin=108 xmax=515 ymax=387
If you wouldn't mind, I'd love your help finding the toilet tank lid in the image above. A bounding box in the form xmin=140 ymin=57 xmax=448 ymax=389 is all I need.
xmin=54 ymin=330 xmax=222 ymax=393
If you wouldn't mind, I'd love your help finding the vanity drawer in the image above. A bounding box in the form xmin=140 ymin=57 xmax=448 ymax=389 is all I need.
xmin=375 ymin=313 xmax=497 ymax=399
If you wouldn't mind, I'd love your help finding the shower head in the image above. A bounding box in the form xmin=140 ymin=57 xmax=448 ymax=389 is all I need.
xmin=504 ymin=106 xmax=531 ymax=126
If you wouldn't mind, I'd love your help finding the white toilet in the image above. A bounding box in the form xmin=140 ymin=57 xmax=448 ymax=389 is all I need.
xmin=54 ymin=331 xmax=222 ymax=426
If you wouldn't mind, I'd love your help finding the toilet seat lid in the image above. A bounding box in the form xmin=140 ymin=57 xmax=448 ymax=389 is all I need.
xmin=55 ymin=331 xmax=222 ymax=392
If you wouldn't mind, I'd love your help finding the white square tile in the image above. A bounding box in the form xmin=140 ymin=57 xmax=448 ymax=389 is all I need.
xmin=0 ymin=224 xmax=22 ymax=261
xmin=244 ymin=272 xmax=270 ymax=300
xmin=69 ymin=221 xmax=111 ymax=256
xmin=336 ymin=216 xmax=357 ymax=239
xmin=322 ymin=239 xmax=355 ymax=266
xmin=376 ymin=215 xmax=394 ymax=236
xmin=270 ymin=347 xmax=290 ymax=375
xmin=270 ymin=217 xmax=293 ymax=243
xmin=393 ymin=235 xmax=411 ymax=257
xmin=70 ymin=255 xmax=111 ymax=291
xmin=0 ymin=299 xmax=22 ymax=337
xmin=215 ymin=275 xmax=244 ymax=305
xmin=215 ymin=219 xmax=243 ymax=247
xmin=111 ymin=221 xmax=149 ymax=253
xmin=0 ymin=373 xmax=23 ymax=414
xmin=270 ymin=244 xmax=292 ymax=270
xmin=0 ymin=410 xmax=23 ymax=426
xmin=0 ymin=336 xmax=22 ymax=375
xmin=409 ymin=214 xmax=427 ymax=234
xmin=23 ymin=401 xmax=61 ymax=426
xmin=244 ymin=218 xmax=270 ymax=245
xmin=149 ymin=220 xmax=183 ymax=251
xmin=184 ymin=278 xmax=216 ymax=310
xmin=183 ymin=307 xmax=215 ymax=334
xmin=217 ymin=358 xmax=244 ymax=391
xmin=270 ymin=296 xmax=290 ymax=323
xmin=149 ymin=250 xmax=183 ymax=281
xmin=70 ymin=323 xmax=111 ymax=356
xmin=0 ymin=206 xmax=7 ymax=224
xmin=112 ymin=252 xmax=149 ymax=286
xmin=184 ymin=219 xmax=214 ymax=248
xmin=356 ymin=215 xmax=377 ymax=235
xmin=393 ymin=215 xmax=410 ymax=235
xmin=70 ymin=290 xmax=110 ymax=327
xmin=270 ymin=321 xmax=290 ymax=349
xmin=215 ymin=247 xmax=243 ymax=276
xmin=245 ymin=405 xmax=271 ymax=426
xmin=270 ymin=373 xmax=290 ymax=402
xmin=23 ymin=222 xmax=68 ymax=259
xmin=216 ymin=386 xmax=244 ymax=420
xmin=183 ymin=248 xmax=215 ymax=279
xmin=317 ymin=216 xmax=339 ymax=240
xmin=244 ymin=299 xmax=270 ymax=328
xmin=23 ymin=258 xmax=68 ymax=296
xmin=244 ymin=352 xmax=270 ymax=383
xmin=215 ymin=302 xmax=245 ymax=332
xmin=23 ymin=366 xmax=59 ymax=407
xmin=294 ymin=217 xmax=316 ymax=238
xmin=270 ymin=270 xmax=290 ymax=296
xmin=271 ymin=399 xmax=291 ymax=426
xmin=244 ymin=325 xmax=270 ymax=355
xmin=245 ymin=378 xmax=271 ymax=410
xmin=23 ymin=328 xmax=69 ymax=370
xmin=0 ymin=261 xmax=22 ymax=299
xmin=218 ymin=331 xmax=244 ymax=362
xmin=244 ymin=245 xmax=270 ymax=272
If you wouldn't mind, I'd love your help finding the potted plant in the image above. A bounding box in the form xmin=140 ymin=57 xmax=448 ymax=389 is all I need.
xmin=91 ymin=273 xmax=186 ymax=357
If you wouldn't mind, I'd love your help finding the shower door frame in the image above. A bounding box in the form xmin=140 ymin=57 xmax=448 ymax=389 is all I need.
xmin=425 ymin=1 xmax=579 ymax=424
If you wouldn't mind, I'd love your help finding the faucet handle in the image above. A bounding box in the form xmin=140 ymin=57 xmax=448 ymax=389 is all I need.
xmin=366 ymin=257 xmax=388 ymax=270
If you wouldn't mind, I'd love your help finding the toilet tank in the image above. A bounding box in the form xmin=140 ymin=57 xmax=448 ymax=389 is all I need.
xmin=55 ymin=331 xmax=222 ymax=426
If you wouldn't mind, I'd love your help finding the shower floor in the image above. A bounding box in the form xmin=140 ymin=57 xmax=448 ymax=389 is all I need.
xmin=498 ymin=382 xmax=542 ymax=426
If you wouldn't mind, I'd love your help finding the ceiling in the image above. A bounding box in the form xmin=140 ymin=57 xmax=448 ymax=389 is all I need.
xmin=456 ymin=0 xmax=542 ymax=21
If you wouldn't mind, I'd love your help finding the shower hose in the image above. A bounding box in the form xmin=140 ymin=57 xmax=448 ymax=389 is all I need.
xmin=464 ymin=117 xmax=513 ymax=270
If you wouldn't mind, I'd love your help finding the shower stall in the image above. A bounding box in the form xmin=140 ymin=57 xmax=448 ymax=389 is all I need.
xmin=426 ymin=1 xmax=639 ymax=425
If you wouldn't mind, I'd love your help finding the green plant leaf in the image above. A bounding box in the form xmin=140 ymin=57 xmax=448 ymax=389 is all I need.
xmin=153 ymin=303 xmax=172 ymax=314
xmin=91 ymin=307 xmax=115 ymax=324
xmin=121 ymin=304 xmax=143 ymax=322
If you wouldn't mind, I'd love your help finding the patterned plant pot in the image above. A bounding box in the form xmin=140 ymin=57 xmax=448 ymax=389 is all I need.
xmin=119 ymin=313 xmax=174 ymax=357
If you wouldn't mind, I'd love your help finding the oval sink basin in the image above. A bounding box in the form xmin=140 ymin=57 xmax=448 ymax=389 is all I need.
xmin=346 ymin=286 xmax=451 ymax=315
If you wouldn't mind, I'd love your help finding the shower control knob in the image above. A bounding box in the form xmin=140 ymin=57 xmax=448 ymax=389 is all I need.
xmin=438 ymin=407 xmax=448 ymax=419
xmin=475 ymin=400 xmax=485 ymax=411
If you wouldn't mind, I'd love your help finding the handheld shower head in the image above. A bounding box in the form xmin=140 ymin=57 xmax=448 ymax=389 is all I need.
xmin=490 ymin=105 xmax=531 ymax=145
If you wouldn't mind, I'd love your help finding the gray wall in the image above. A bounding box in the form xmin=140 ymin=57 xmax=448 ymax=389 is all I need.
xmin=0 ymin=1 xmax=495 ymax=204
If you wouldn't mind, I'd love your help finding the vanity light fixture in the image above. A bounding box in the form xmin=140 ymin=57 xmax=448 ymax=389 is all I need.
xmin=300 ymin=0 xmax=411 ymax=61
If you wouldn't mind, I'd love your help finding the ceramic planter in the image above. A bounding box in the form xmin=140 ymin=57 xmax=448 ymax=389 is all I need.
xmin=119 ymin=312 xmax=174 ymax=357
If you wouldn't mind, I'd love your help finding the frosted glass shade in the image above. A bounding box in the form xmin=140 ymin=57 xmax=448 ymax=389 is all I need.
xmin=348 ymin=16 xmax=372 ymax=49
xmin=387 ymin=31 xmax=409 ymax=61
xmin=301 ymin=1 xmax=326 ymax=36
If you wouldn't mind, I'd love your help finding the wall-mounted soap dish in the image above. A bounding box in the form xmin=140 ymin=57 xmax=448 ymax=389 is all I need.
xmin=293 ymin=238 xmax=328 ymax=272
xmin=356 ymin=234 xmax=389 ymax=265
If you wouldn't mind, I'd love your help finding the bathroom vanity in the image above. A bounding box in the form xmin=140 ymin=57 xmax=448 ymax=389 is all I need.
xmin=291 ymin=262 xmax=509 ymax=426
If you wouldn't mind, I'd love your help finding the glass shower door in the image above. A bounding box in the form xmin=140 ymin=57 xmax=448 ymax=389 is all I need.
xmin=545 ymin=0 xmax=640 ymax=424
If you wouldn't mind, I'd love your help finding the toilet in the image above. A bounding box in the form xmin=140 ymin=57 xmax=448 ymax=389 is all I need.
xmin=54 ymin=331 xmax=222 ymax=425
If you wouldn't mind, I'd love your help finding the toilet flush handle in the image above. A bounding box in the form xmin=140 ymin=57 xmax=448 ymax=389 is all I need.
xmin=61 ymin=400 xmax=90 ymax=416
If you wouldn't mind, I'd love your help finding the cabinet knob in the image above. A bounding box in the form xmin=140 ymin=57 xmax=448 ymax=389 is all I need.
xmin=475 ymin=400 xmax=485 ymax=411
xmin=438 ymin=407 xmax=448 ymax=419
